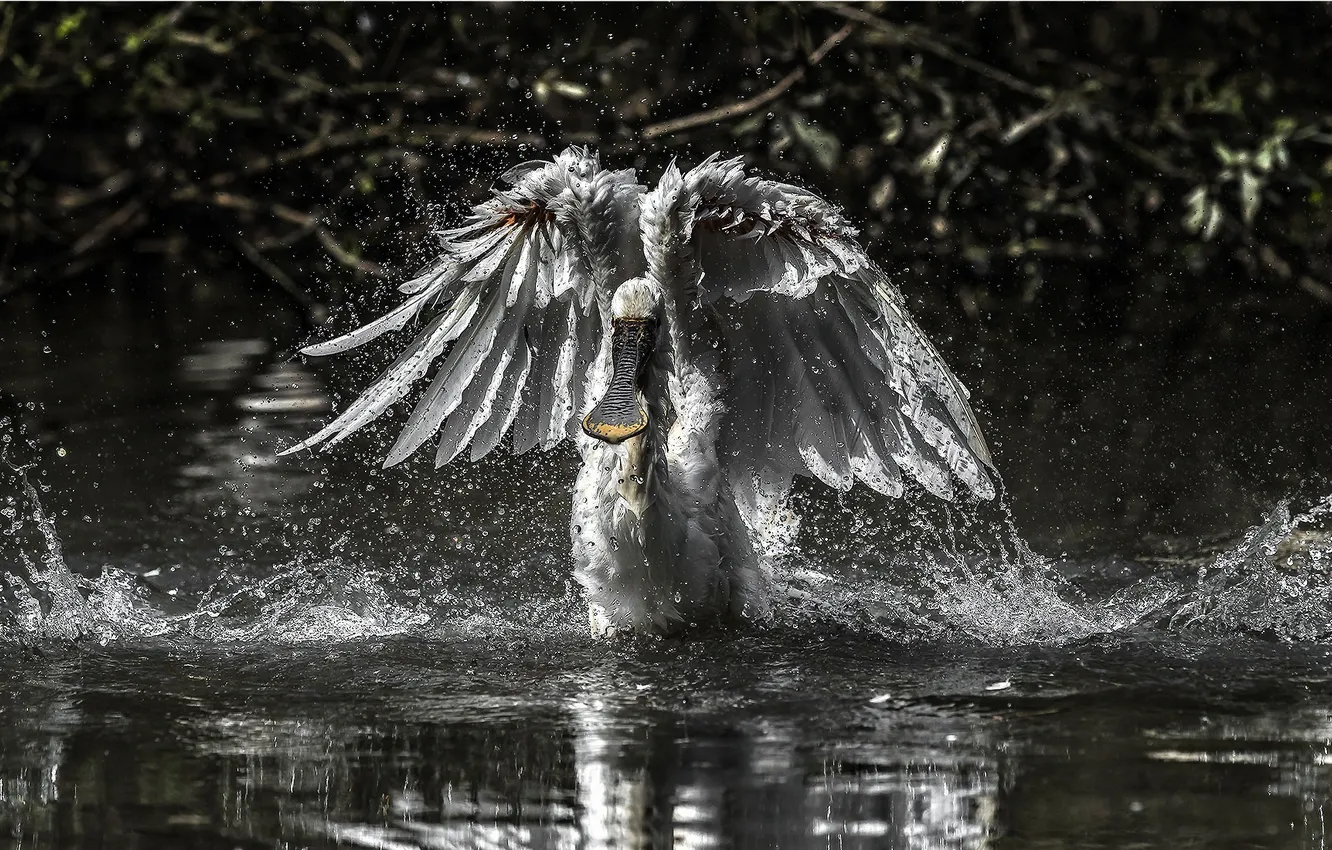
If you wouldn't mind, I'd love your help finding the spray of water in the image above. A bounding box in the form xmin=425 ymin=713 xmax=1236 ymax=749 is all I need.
xmin=2 ymin=451 xmax=443 ymax=644
xmin=5 ymin=432 xmax=1332 ymax=648
xmin=2 ymin=452 xmax=93 ymax=641
xmin=1166 ymin=495 xmax=1332 ymax=640
xmin=769 ymin=476 xmax=1332 ymax=647
xmin=770 ymin=482 xmax=1105 ymax=646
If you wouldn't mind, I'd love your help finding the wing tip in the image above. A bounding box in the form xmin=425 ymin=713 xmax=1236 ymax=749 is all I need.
xmin=971 ymin=467 xmax=998 ymax=501
xmin=276 ymin=436 xmax=323 ymax=458
xmin=298 ymin=339 xmax=344 ymax=357
xmin=382 ymin=435 xmax=422 ymax=470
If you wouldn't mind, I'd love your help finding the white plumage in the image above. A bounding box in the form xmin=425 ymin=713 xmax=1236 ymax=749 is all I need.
xmin=282 ymin=147 xmax=995 ymax=636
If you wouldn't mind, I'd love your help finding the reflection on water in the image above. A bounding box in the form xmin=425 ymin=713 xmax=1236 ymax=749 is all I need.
xmin=176 ymin=343 xmax=328 ymax=511
xmin=8 ymin=642 xmax=1332 ymax=849
xmin=0 ymin=654 xmax=1016 ymax=850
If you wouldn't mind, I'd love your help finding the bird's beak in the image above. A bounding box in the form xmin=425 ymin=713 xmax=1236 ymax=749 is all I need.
xmin=582 ymin=318 xmax=655 ymax=444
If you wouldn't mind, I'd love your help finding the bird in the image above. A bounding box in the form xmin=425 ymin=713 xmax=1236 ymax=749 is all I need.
xmin=281 ymin=146 xmax=996 ymax=636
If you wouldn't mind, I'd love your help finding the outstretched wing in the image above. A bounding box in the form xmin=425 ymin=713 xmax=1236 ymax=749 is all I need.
xmin=283 ymin=147 xmax=643 ymax=467
xmin=641 ymin=155 xmax=995 ymax=511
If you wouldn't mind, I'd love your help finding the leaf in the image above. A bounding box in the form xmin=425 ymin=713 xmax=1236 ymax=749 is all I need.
xmin=789 ymin=114 xmax=841 ymax=170
xmin=916 ymin=133 xmax=951 ymax=177
xmin=56 ymin=9 xmax=86 ymax=39
xmin=1239 ymin=169 xmax=1262 ymax=225
xmin=1202 ymin=200 xmax=1223 ymax=241
xmin=1254 ymin=146 xmax=1274 ymax=173
xmin=1183 ymin=186 xmax=1208 ymax=233
xmin=549 ymin=80 xmax=589 ymax=100
xmin=870 ymin=175 xmax=895 ymax=211
xmin=1213 ymin=142 xmax=1243 ymax=168
xmin=730 ymin=112 xmax=766 ymax=138
xmin=879 ymin=112 xmax=904 ymax=146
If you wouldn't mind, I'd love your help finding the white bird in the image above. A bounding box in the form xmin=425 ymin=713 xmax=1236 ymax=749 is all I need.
xmin=282 ymin=147 xmax=995 ymax=636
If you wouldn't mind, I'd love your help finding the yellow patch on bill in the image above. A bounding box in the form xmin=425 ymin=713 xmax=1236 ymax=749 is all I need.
xmin=582 ymin=411 xmax=647 ymax=444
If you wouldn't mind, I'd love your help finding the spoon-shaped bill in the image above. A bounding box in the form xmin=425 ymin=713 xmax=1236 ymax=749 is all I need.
xmin=582 ymin=319 xmax=655 ymax=444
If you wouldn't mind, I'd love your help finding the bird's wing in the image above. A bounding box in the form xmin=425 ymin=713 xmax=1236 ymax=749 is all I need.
xmin=641 ymin=155 xmax=995 ymax=510
xmin=283 ymin=147 xmax=644 ymax=467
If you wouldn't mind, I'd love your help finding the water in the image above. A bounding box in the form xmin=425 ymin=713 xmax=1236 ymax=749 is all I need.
xmin=3 ymin=274 xmax=1332 ymax=848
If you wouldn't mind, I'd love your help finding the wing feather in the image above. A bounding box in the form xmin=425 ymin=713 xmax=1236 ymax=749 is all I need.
xmin=300 ymin=284 xmax=435 ymax=357
xmin=283 ymin=147 xmax=644 ymax=465
xmin=433 ymin=235 xmax=541 ymax=466
xmin=566 ymin=306 xmax=600 ymax=440
xmin=469 ymin=338 xmax=532 ymax=461
xmin=510 ymin=304 xmax=552 ymax=456
xmin=384 ymin=233 xmax=528 ymax=466
xmin=282 ymin=289 xmax=481 ymax=453
xmin=642 ymin=156 xmax=995 ymax=503
xmin=537 ymin=299 xmax=578 ymax=450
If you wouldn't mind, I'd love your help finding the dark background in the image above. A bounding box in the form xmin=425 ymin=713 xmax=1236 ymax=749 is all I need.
xmin=3 ymin=2 xmax=1331 ymax=551
xmin=4 ymin=9 xmax=1332 ymax=844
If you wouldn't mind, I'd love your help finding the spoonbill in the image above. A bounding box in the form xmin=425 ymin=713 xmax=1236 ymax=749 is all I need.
xmin=283 ymin=147 xmax=995 ymax=635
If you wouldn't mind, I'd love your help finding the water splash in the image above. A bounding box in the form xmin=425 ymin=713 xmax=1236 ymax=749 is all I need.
xmin=71 ymin=559 xmax=434 ymax=644
xmin=766 ymin=477 xmax=1110 ymax=646
xmin=6 ymin=408 xmax=1332 ymax=648
xmin=173 ymin=560 xmax=433 ymax=642
xmin=1166 ymin=495 xmax=1332 ymax=641
xmin=1 ymin=453 xmax=93 ymax=641
xmin=775 ymin=482 xmax=1332 ymax=647
xmin=1 ymin=451 xmax=437 ymax=645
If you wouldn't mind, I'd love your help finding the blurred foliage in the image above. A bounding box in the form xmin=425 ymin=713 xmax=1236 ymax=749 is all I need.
xmin=2 ymin=2 xmax=1331 ymax=326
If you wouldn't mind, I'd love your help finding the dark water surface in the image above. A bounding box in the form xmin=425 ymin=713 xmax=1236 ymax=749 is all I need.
xmin=3 ymin=272 xmax=1332 ymax=848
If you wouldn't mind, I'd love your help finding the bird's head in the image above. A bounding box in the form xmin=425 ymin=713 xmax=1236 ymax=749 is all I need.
xmin=582 ymin=279 xmax=662 ymax=445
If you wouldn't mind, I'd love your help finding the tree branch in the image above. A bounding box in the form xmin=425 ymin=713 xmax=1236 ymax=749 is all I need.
xmin=824 ymin=3 xmax=1051 ymax=101
xmin=642 ymin=22 xmax=856 ymax=140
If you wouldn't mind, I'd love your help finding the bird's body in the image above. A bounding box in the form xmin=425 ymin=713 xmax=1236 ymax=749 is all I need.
xmin=284 ymin=148 xmax=995 ymax=636
xmin=573 ymin=280 xmax=768 ymax=634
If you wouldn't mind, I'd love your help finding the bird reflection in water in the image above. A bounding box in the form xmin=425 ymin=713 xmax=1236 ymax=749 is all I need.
xmin=0 ymin=693 xmax=1001 ymax=848
xmin=571 ymin=699 xmax=998 ymax=850
xmin=274 ymin=695 xmax=997 ymax=849
xmin=11 ymin=675 xmax=1332 ymax=848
